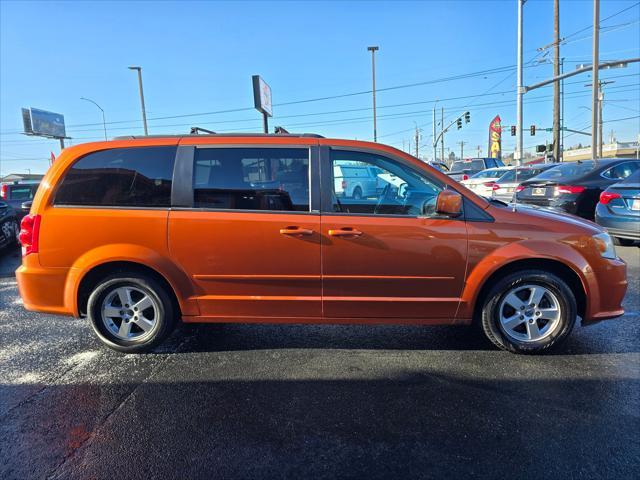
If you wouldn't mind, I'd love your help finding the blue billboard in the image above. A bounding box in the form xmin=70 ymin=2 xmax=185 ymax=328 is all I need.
xmin=28 ymin=108 xmax=66 ymax=138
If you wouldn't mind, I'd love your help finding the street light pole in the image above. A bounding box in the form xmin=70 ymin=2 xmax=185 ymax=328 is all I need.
xmin=591 ymin=0 xmax=600 ymax=161
xmin=80 ymin=97 xmax=107 ymax=140
xmin=367 ymin=46 xmax=379 ymax=142
xmin=432 ymin=102 xmax=437 ymax=161
xmin=128 ymin=66 xmax=149 ymax=136
xmin=516 ymin=0 xmax=525 ymax=166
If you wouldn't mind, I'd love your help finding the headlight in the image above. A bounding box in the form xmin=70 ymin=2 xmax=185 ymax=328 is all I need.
xmin=593 ymin=232 xmax=617 ymax=259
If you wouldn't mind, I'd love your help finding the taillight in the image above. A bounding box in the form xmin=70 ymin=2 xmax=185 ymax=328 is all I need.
xmin=462 ymin=174 xmax=469 ymax=181
xmin=556 ymin=185 xmax=586 ymax=195
xmin=19 ymin=214 xmax=41 ymax=256
xmin=492 ymin=184 xmax=501 ymax=191
xmin=599 ymin=191 xmax=621 ymax=205
xmin=0 ymin=184 xmax=7 ymax=200
xmin=515 ymin=185 xmax=525 ymax=193
xmin=341 ymin=180 xmax=347 ymax=189
xmin=483 ymin=182 xmax=495 ymax=188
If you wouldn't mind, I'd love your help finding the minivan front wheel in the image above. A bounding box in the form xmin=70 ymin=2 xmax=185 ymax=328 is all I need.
xmin=87 ymin=273 xmax=176 ymax=353
xmin=480 ymin=270 xmax=577 ymax=354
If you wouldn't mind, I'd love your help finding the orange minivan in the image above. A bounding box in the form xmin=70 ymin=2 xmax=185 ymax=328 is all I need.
xmin=16 ymin=134 xmax=627 ymax=354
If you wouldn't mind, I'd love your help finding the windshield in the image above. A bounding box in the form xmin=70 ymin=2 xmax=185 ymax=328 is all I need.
xmin=451 ymin=159 xmax=484 ymax=172
xmin=533 ymin=161 xmax=595 ymax=181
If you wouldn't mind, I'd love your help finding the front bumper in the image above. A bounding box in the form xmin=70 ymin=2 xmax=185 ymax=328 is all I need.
xmin=584 ymin=257 xmax=627 ymax=324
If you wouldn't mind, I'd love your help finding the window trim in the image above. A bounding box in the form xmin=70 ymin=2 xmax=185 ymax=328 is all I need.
xmin=319 ymin=145 xmax=462 ymax=220
xmin=172 ymin=144 xmax=318 ymax=214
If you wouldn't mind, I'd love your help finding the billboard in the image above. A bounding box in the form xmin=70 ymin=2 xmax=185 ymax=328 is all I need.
xmin=488 ymin=115 xmax=502 ymax=159
xmin=23 ymin=107 xmax=66 ymax=138
xmin=252 ymin=75 xmax=273 ymax=117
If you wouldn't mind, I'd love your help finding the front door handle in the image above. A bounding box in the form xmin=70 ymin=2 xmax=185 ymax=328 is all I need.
xmin=328 ymin=228 xmax=363 ymax=237
xmin=280 ymin=226 xmax=314 ymax=236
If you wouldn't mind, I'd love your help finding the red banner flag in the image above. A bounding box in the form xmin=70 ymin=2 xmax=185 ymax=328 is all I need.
xmin=488 ymin=115 xmax=502 ymax=159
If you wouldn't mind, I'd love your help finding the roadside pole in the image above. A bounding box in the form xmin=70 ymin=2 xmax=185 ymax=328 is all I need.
xmin=552 ymin=0 xmax=561 ymax=163
xmin=591 ymin=0 xmax=600 ymax=161
xmin=432 ymin=105 xmax=437 ymax=161
xmin=516 ymin=0 xmax=525 ymax=166
xmin=441 ymin=107 xmax=445 ymax=163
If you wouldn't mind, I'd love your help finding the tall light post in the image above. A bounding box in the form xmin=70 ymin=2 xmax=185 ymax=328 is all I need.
xmin=80 ymin=97 xmax=107 ymax=140
xmin=128 ymin=66 xmax=149 ymax=135
xmin=367 ymin=46 xmax=379 ymax=142
xmin=515 ymin=0 xmax=525 ymax=166
xmin=591 ymin=0 xmax=600 ymax=161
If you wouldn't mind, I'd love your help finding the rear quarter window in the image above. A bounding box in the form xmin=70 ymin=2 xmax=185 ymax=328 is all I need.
xmin=54 ymin=146 xmax=177 ymax=207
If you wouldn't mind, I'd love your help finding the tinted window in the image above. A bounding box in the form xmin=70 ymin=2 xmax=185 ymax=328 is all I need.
xmin=499 ymin=167 xmax=550 ymax=183
xmin=8 ymin=185 xmax=35 ymax=201
xmin=331 ymin=150 xmax=442 ymax=216
xmin=193 ymin=148 xmax=309 ymax=211
xmin=534 ymin=161 xmax=595 ymax=181
xmin=621 ymin=169 xmax=640 ymax=184
xmin=451 ymin=159 xmax=485 ymax=172
xmin=602 ymin=161 xmax=639 ymax=180
xmin=55 ymin=146 xmax=176 ymax=207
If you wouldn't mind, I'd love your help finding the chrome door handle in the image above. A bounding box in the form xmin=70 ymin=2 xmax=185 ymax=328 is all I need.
xmin=328 ymin=228 xmax=363 ymax=237
xmin=280 ymin=227 xmax=314 ymax=236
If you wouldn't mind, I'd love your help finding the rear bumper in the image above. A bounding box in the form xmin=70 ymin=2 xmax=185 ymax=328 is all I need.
xmin=16 ymin=262 xmax=74 ymax=316
xmin=595 ymin=209 xmax=640 ymax=240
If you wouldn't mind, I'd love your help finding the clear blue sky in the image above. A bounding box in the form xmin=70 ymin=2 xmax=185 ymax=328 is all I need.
xmin=1 ymin=0 xmax=638 ymax=175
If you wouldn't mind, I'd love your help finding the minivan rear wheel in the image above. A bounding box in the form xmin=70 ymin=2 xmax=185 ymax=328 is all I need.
xmin=480 ymin=270 xmax=576 ymax=354
xmin=87 ymin=273 xmax=176 ymax=353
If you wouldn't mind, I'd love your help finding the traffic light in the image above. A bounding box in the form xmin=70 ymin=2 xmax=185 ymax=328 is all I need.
xmin=456 ymin=118 xmax=462 ymax=130
xmin=464 ymin=111 xmax=470 ymax=123
xmin=530 ymin=125 xmax=536 ymax=136
xmin=511 ymin=126 xmax=516 ymax=136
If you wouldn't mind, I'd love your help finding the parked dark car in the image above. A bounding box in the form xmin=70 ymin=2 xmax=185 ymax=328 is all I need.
xmin=0 ymin=200 xmax=19 ymax=250
xmin=514 ymin=159 xmax=640 ymax=219
xmin=595 ymin=169 xmax=640 ymax=246
xmin=0 ymin=181 xmax=40 ymax=221
xmin=447 ymin=157 xmax=504 ymax=181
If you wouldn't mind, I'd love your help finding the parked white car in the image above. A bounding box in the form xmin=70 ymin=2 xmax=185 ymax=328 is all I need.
xmin=460 ymin=167 xmax=514 ymax=197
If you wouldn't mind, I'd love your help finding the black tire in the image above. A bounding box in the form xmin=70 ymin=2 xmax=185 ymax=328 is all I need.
xmin=352 ymin=186 xmax=363 ymax=200
xmin=613 ymin=236 xmax=635 ymax=247
xmin=87 ymin=272 xmax=176 ymax=353
xmin=480 ymin=270 xmax=577 ymax=354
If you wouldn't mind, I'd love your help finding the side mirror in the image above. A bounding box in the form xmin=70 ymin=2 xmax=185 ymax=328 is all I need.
xmin=436 ymin=190 xmax=463 ymax=217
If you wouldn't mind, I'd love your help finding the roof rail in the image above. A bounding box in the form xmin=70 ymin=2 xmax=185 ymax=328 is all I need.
xmin=113 ymin=132 xmax=325 ymax=140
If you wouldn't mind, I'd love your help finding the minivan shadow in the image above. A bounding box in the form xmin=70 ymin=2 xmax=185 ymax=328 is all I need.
xmin=155 ymin=322 xmax=640 ymax=355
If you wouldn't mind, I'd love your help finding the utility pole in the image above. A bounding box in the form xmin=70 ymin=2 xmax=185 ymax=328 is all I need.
xmin=441 ymin=107 xmax=445 ymax=162
xmin=432 ymin=104 xmax=437 ymax=161
xmin=477 ymin=145 xmax=482 ymax=157
xmin=458 ymin=141 xmax=467 ymax=159
xmin=414 ymin=124 xmax=420 ymax=158
xmin=128 ymin=66 xmax=149 ymax=136
xmin=552 ymin=0 xmax=560 ymax=163
xmin=516 ymin=0 xmax=525 ymax=166
xmin=560 ymin=57 xmax=565 ymax=160
xmin=591 ymin=0 xmax=600 ymax=161
xmin=598 ymin=85 xmax=604 ymax=157
xmin=367 ymin=46 xmax=379 ymax=142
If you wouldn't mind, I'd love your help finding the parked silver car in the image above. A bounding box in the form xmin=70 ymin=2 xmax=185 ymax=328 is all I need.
xmin=491 ymin=164 xmax=558 ymax=203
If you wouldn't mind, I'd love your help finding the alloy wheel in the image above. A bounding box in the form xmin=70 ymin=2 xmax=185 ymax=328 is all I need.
xmin=498 ymin=284 xmax=562 ymax=343
xmin=101 ymin=285 xmax=159 ymax=341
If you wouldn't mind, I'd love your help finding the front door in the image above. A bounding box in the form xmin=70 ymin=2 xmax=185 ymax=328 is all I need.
xmin=320 ymin=147 xmax=468 ymax=321
xmin=169 ymin=145 xmax=321 ymax=319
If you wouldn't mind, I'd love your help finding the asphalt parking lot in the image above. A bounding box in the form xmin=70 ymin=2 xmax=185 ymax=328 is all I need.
xmin=1 ymin=245 xmax=638 ymax=479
